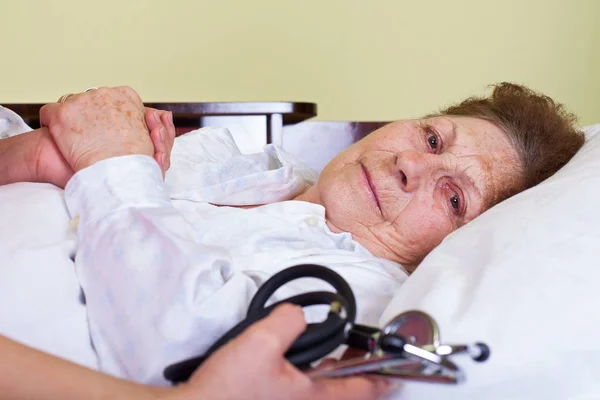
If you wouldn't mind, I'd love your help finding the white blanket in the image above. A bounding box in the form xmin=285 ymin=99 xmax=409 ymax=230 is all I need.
xmin=0 ymin=107 xmax=407 ymax=386
xmin=0 ymin=183 xmax=98 ymax=370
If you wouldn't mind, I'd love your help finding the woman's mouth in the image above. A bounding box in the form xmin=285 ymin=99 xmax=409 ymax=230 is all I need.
xmin=360 ymin=163 xmax=382 ymax=213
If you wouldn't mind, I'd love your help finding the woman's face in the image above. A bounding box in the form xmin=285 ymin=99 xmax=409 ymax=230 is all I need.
xmin=313 ymin=116 xmax=523 ymax=270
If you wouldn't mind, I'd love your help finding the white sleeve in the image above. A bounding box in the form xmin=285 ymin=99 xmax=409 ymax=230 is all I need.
xmin=65 ymin=155 xmax=255 ymax=385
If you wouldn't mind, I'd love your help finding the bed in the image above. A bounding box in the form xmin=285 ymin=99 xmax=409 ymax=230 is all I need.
xmin=2 ymin=102 xmax=600 ymax=399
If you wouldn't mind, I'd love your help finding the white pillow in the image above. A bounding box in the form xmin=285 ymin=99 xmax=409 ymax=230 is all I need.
xmin=380 ymin=124 xmax=600 ymax=400
xmin=0 ymin=182 xmax=97 ymax=370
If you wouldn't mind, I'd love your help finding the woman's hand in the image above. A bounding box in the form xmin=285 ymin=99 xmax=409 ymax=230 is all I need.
xmin=174 ymin=304 xmax=392 ymax=400
xmin=34 ymin=87 xmax=176 ymax=186
xmin=32 ymin=107 xmax=175 ymax=187
xmin=38 ymin=86 xmax=173 ymax=174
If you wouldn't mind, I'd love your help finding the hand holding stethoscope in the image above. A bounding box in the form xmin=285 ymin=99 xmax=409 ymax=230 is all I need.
xmin=164 ymin=264 xmax=489 ymax=385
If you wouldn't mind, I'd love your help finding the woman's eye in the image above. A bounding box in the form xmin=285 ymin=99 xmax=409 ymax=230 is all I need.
xmin=428 ymin=134 xmax=438 ymax=150
xmin=450 ymin=193 xmax=460 ymax=212
xmin=442 ymin=181 xmax=465 ymax=218
xmin=425 ymin=127 xmax=441 ymax=153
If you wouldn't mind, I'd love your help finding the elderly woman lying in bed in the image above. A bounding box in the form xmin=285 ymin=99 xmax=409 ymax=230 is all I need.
xmin=1 ymin=83 xmax=584 ymax=388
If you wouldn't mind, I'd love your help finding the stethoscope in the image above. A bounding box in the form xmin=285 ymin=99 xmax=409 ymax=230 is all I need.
xmin=163 ymin=264 xmax=490 ymax=385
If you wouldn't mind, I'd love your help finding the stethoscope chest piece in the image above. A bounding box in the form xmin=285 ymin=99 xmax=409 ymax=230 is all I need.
xmin=378 ymin=310 xmax=441 ymax=376
xmin=383 ymin=310 xmax=439 ymax=350
xmin=310 ymin=309 xmax=490 ymax=384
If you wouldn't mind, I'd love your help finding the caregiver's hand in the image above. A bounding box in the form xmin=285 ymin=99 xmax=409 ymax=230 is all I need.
xmin=39 ymin=87 xmax=171 ymax=173
xmin=176 ymin=304 xmax=392 ymax=400
xmin=145 ymin=107 xmax=176 ymax=174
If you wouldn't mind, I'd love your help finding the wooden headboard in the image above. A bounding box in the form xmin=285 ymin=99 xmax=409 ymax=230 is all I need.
xmin=4 ymin=102 xmax=389 ymax=173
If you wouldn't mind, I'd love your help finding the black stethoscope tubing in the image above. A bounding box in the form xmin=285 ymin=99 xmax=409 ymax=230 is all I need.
xmin=164 ymin=264 xmax=358 ymax=384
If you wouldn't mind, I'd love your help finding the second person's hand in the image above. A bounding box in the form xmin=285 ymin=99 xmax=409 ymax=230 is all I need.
xmin=172 ymin=304 xmax=393 ymax=400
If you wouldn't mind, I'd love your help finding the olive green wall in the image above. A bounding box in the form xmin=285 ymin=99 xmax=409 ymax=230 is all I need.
xmin=1 ymin=0 xmax=598 ymax=124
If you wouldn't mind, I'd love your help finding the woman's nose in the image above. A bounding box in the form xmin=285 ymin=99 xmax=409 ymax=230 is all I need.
xmin=395 ymin=150 xmax=438 ymax=192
